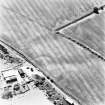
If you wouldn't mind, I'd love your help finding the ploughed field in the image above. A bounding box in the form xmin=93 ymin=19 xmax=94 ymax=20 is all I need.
xmin=0 ymin=0 xmax=105 ymax=105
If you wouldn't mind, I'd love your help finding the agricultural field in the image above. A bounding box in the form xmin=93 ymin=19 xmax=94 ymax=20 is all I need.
xmin=0 ymin=0 xmax=105 ymax=105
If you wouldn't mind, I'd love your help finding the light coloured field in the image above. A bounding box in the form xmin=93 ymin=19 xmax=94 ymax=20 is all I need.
xmin=62 ymin=11 xmax=105 ymax=58
xmin=0 ymin=0 xmax=105 ymax=105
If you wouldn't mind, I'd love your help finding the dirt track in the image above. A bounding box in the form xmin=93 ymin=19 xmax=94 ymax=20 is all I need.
xmin=0 ymin=0 xmax=105 ymax=105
